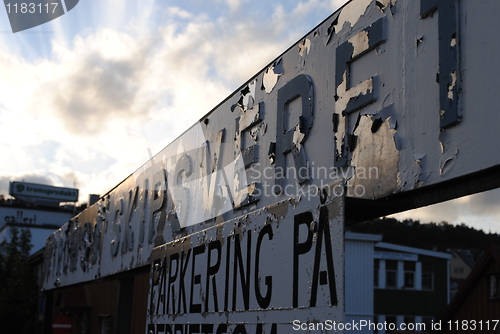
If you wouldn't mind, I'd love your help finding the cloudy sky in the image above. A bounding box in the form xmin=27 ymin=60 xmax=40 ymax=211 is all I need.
xmin=1 ymin=0 xmax=499 ymax=233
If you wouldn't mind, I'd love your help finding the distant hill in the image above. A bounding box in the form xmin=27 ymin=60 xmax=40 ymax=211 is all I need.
xmin=348 ymin=218 xmax=500 ymax=252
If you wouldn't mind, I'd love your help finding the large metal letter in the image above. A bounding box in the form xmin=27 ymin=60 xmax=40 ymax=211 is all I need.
xmin=335 ymin=17 xmax=386 ymax=116
xmin=421 ymin=0 xmax=460 ymax=128
xmin=275 ymin=74 xmax=314 ymax=194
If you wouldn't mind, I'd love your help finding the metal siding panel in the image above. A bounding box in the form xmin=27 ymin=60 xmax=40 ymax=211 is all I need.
xmin=345 ymin=239 xmax=375 ymax=316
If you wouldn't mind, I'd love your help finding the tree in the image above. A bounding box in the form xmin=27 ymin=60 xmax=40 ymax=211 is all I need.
xmin=0 ymin=226 xmax=38 ymax=334
xmin=349 ymin=217 xmax=500 ymax=252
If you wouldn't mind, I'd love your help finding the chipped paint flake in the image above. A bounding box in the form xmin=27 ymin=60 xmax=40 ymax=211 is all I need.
xmin=448 ymin=71 xmax=457 ymax=100
xmin=450 ymin=36 xmax=457 ymax=47
xmin=266 ymin=201 xmax=289 ymax=219
xmin=292 ymin=124 xmax=306 ymax=151
xmin=239 ymin=103 xmax=261 ymax=130
xmin=376 ymin=0 xmax=397 ymax=11
xmin=249 ymin=122 xmax=267 ymax=141
xmin=416 ymin=35 xmax=424 ymax=46
xmin=268 ymin=142 xmax=276 ymax=164
xmin=413 ymin=154 xmax=430 ymax=186
xmin=335 ymin=0 xmax=372 ymax=34
xmin=350 ymin=117 xmax=399 ymax=199
xmin=440 ymin=148 xmax=459 ymax=175
xmin=325 ymin=12 xmax=340 ymax=45
xmin=349 ymin=30 xmax=369 ymax=58
xmin=239 ymin=79 xmax=257 ymax=111
xmin=336 ymin=73 xmax=374 ymax=114
xmin=325 ymin=0 xmax=376 ymax=44
xmin=298 ymin=38 xmax=311 ymax=56
xmin=393 ymin=132 xmax=402 ymax=150
xmin=262 ymin=59 xmax=283 ymax=94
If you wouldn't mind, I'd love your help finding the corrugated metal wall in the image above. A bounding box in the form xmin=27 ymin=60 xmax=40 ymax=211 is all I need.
xmin=345 ymin=238 xmax=376 ymax=334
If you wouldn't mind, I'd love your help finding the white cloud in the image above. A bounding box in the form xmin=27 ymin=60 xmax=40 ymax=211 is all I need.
xmin=389 ymin=188 xmax=500 ymax=233
xmin=226 ymin=0 xmax=244 ymax=12
xmin=167 ymin=7 xmax=194 ymax=19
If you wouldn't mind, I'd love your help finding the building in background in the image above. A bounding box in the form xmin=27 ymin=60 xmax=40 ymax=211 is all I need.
xmin=448 ymin=248 xmax=480 ymax=298
xmin=0 ymin=181 xmax=97 ymax=255
xmin=373 ymin=242 xmax=451 ymax=333
xmin=35 ymin=230 xmax=450 ymax=334
xmin=440 ymin=244 xmax=500 ymax=333
xmin=328 ymin=232 xmax=452 ymax=334
xmin=449 ymin=249 xmax=478 ymax=280
xmin=345 ymin=232 xmax=383 ymax=333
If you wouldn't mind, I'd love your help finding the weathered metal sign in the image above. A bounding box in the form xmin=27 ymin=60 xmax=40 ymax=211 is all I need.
xmin=43 ymin=0 xmax=500 ymax=308
xmin=147 ymin=187 xmax=344 ymax=334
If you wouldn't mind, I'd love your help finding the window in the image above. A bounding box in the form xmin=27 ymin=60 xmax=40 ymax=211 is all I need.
xmin=404 ymin=261 xmax=415 ymax=289
xmin=374 ymin=259 xmax=379 ymax=287
xmin=490 ymin=275 xmax=500 ymax=299
xmin=386 ymin=260 xmax=398 ymax=288
xmin=404 ymin=272 xmax=415 ymax=288
xmin=386 ymin=271 xmax=397 ymax=288
xmin=422 ymin=262 xmax=434 ymax=290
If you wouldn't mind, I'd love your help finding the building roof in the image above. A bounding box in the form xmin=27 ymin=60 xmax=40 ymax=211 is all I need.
xmin=345 ymin=232 xmax=383 ymax=242
xmin=450 ymin=248 xmax=479 ymax=269
xmin=375 ymin=242 xmax=452 ymax=260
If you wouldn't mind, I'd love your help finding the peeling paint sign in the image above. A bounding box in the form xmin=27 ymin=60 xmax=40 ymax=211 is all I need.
xmin=43 ymin=0 xmax=500 ymax=328
xmin=147 ymin=186 xmax=344 ymax=334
